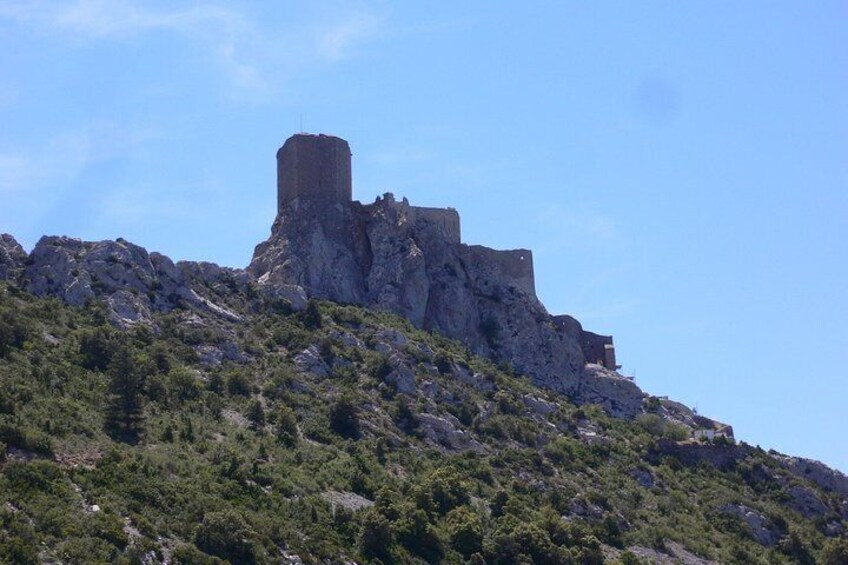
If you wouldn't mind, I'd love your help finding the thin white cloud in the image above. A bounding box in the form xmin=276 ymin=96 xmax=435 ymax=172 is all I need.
xmin=0 ymin=121 xmax=156 ymax=195
xmin=0 ymin=1 xmax=265 ymax=95
xmin=315 ymin=13 xmax=382 ymax=61
xmin=0 ymin=0 xmax=242 ymax=39
xmin=0 ymin=1 xmax=385 ymax=98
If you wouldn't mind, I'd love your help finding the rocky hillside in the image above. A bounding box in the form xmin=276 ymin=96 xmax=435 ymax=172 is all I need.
xmin=1 ymin=132 xmax=846 ymax=563
xmin=0 ymin=278 xmax=847 ymax=563
xmin=0 ymin=228 xmax=645 ymax=422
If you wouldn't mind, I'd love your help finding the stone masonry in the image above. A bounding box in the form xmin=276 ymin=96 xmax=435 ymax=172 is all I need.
xmin=277 ymin=134 xmax=352 ymax=212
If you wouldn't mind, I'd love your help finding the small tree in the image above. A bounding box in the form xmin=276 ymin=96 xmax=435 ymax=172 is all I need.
xmin=446 ymin=506 xmax=483 ymax=557
xmin=104 ymin=344 xmax=145 ymax=442
xmin=246 ymin=400 xmax=265 ymax=429
xmin=329 ymin=396 xmax=360 ymax=439
xmin=275 ymin=405 xmax=298 ymax=447
xmin=300 ymin=300 xmax=323 ymax=330
xmin=78 ymin=326 xmax=117 ymax=371
xmin=358 ymin=510 xmax=394 ymax=561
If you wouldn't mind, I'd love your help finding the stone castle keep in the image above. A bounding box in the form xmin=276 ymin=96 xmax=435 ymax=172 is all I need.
xmin=273 ymin=134 xmax=534 ymax=299
xmin=250 ymin=133 xmax=620 ymax=387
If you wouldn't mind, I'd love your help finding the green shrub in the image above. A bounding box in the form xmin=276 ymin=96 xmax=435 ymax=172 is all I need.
xmin=357 ymin=509 xmax=394 ymax=561
xmin=329 ymin=396 xmax=360 ymax=439
xmin=0 ymin=308 xmax=31 ymax=358
xmin=78 ymin=327 xmax=117 ymax=371
xmin=247 ymin=400 xmax=266 ymax=428
xmin=446 ymin=506 xmax=483 ymax=556
xmin=194 ymin=510 xmax=257 ymax=564
xmin=275 ymin=404 xmax=298 ymax=447
xmin=414 ymin=467 xmax=470 ymax=516
xmin=226 ymin=369 xmax=252 ymax=396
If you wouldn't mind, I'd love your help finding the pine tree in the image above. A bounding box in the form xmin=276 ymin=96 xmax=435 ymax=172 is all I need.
xmin=104 ymin=343 xmax=144 ymax=442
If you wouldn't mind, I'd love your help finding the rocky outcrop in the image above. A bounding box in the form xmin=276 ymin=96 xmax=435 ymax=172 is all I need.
xmin=250 ymin=192 xmax=590 ymax=395
xmin=22 ymin=236 xmax=248 ymax=327
xmin=777 ymin=456 xmax=848 ymax=499
xmin=571 ymin=364 xmax=646 ymax=418
xmin=0 ymin=233 xmax=26 ymax=283
xmin=719 ymin=504 xmax=784 ymax=547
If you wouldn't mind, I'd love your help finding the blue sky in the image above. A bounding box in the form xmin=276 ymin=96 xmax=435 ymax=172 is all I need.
xmin=1 ymin=1 xmax=846 ymax=472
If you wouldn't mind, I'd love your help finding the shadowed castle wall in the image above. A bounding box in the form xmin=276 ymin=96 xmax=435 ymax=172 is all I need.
xmin=581 ymin=330 xmax=617 ymax=369
xmin=408 ymin=206 xmax=461 ymax=243
xmin=463 ymin=245 xmax=536 ymax=298
xmin=277 ymin=134 xmax=352 ymax=212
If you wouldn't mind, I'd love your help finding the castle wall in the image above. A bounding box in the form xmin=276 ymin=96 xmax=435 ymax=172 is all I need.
xmin=464 ymin=245 xmax=536 ymax=298
xmin=277 ymin=134 xmax=352 ymax=212
xmin=408 ymin=206 xmax=461 ymax=243
xmin=581 ymin=330 xmax=617 ymax=369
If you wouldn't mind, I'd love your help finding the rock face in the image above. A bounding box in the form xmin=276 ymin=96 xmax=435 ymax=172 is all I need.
xmin=719 ymin=504 xmax=784 ymax=547
xmin=22 ymin=236 xmax=245 ymax=327
xmin=250 ymin=133 xmax=632 ymax=397
xmin=777 ymin=456 xmax=848 ymax=499
xmin=0 ymin=233 xmax=26 ymax=282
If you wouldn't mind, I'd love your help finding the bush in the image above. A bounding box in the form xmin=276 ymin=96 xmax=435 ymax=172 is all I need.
xmin=226 ymin=369 xmax=252 ymax=396
xmin=275 ymin=405 xmax=298 ymax=447
xmin=329 ymin=396 xmax=360 ymax=439
xmin=446 ymin=506 xmax=483 ymax=556
xmin=194 ymin=511 xmax=257 ymax=564
xmin=300 ymin=300 xmax=323 ymax=330
xmin=396 ymin=506 xmax=444 ymax=561
xmin=246 ymin=400 xmax=265 ymax=429
xmin=172 ymin=543 xmax=227 ymax=564
xmin=167 ymin=367 xmax=200 ymax=404
xmin=357 ymin=510 xmax=394 ymax=561
xmin=822 ymin=538 xmax=848 ymax=565
xmin=78 ymin=327 xmax=117 ymax=371
xmin=414 ymin=467 xmax=470 ymax=516
xmin=0 ymin=308 xmax=30 ymax=358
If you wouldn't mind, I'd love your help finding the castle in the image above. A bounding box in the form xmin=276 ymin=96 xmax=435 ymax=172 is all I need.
xmin=259 ymin=133 xmax=619 ymax=374
xmin=275 ymin=134 xmax=538 ymax=304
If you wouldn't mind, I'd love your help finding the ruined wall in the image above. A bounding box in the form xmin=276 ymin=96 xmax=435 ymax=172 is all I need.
xmin=408 ymin=206 xmax=461 ymax=243
xmin=581 ymin=330 xmax=617 ymax=369
xmin=462 ymin=245 xmax=536 ymax=298
xmin=277 ymin=134 xmax=352 ymax=212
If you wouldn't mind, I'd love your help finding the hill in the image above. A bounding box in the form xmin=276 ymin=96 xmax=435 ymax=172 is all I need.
xmin=0 ymin=133 xmax=846 ymax=564
xmin=0 ymin=283 xmax=847 ymax=564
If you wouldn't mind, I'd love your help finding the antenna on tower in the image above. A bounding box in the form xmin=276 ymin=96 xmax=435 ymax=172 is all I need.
xmin=299 ymin=114 xmax=304 ymax=133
